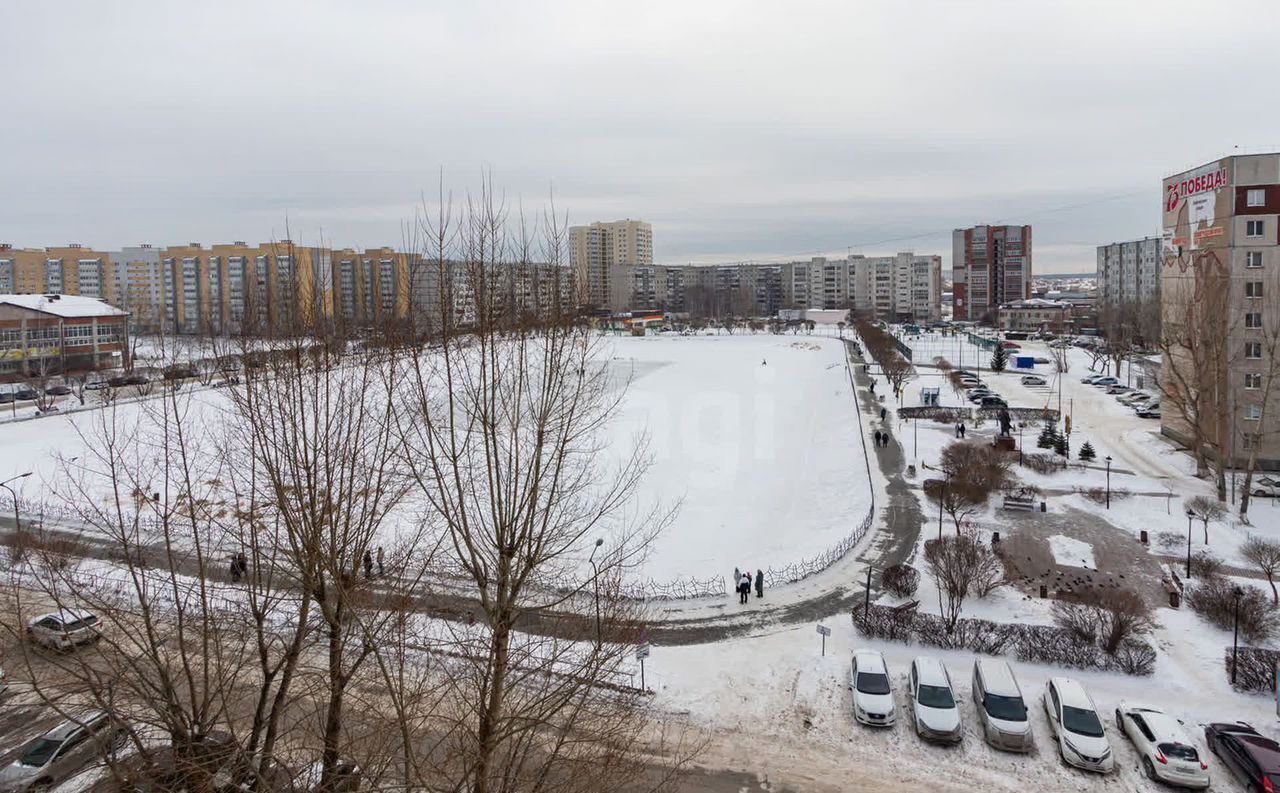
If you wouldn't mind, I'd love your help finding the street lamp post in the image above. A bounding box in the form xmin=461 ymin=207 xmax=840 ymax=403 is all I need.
xmin=0 ymin=472 xmax=33 ymax=532
xmin=1186 ymin=509 xmax=1194 ymax=580
xmin=1018 ymin=423 xmax=1024 ymax=466
xmin=588 ymin=538 xmax=604 ymax=648
xmin=1232 ymin=585 xmax=1244 ymax=684
xmin=1104 ymin=456 xmax=1113 ymax=509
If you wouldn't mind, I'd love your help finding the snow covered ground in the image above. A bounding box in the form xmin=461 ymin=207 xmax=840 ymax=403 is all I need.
xmin=601 ymin=333 xmax=870 ymax=582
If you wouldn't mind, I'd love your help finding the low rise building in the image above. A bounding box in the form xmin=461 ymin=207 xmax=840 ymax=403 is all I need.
xmin=0 ymin=294 xmax=129 ymax=381
xmin=997 ymin=298 xmax=1073 ymax=334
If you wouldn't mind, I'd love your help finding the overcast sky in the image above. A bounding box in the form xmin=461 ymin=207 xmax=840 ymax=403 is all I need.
xmin=4 ymin=1 xmax=1279 ymax=273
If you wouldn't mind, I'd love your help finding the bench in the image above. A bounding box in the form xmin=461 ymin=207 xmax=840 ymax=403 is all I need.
xmin=1002 ymin=496 xmax=1035 ymax=511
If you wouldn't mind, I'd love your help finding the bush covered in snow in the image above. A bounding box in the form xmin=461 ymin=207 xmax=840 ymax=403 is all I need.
xmin=1228 ymin=646 xmax=1280 ymax=693
xmin=1189 ymin=549 xmax=1224 ymax=579
xmin=852 ymin=604 xmax=1155 ymax=676
xmin=1187 ymin=579 xmax=1280 ymax=644
xmin=881 ymin=564 xmax=920 ymax=599
xmin=1022 ymin=453 xmax=1061 ymax=475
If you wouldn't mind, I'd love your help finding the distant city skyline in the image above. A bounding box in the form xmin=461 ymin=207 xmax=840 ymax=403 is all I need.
xmin=4 ymin=2 xmax=1278 ymax=274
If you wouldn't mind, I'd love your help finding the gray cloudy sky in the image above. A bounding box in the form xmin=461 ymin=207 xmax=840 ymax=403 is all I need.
xmin=4 ymin=0 xmax=1279 ymax=273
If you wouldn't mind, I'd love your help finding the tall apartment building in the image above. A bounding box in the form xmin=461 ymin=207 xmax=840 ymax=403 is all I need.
xmin=568 ymin=220 xmax=653 ymax=308
xmin=1097 ymin=237 xmax=1161 ymax=308
xmin=951 ymin=225 xmax=1033 ymax=322
xmin=1162 ymin=153 xmax=1280 ymax=470
xmin=0 ymin=244 xmax=117 ymax=303
xmin=109 ymin=245 xmax=165 ymax=331
xmin=847 ymin=253 xmax=942 ymax=322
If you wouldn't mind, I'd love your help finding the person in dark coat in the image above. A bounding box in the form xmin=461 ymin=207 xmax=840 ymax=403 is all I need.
xmin=229 ymin=556 xmax=241 ymax=583
xmin=376 ymin=545 xmax=385 ymax=576
xmin=879 ymin=407 xmax=886 ymax=420
xmin=738 ymin=573 xmax=751 ymax=604
xmin=363 ymin=549 xmax=374 ymax=579
xmin=874 ymin=430 xmax=882 ymax=447
xmin=755 ymin=569 xmax=764 ymax=598
xmin=236 ymin=552 xmax=248 ymax=581
xmin=959 ymin=422 xmax=966 ymax=438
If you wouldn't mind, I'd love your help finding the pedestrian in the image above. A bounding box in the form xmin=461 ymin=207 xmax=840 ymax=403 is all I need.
xmin=960 ymin=422 xmax=966 ymax=438
xmin=755 ymin=569 xmax=764 ymax=598
xmin=376 ymin=545 xmax=385 ymax=576
xmin=229 ymin=556 xmax=241 ymax=584
xmin=954 ymin=422 xmax=960 ymax=438
xmin=363 ymin=549 xmax=373 ymax=579
xmin=882 ymin=431 xmax=891 ymax=447
xmin=734 ymin=566 xmax=741 ymax=585
xmin=874 ymin=429 xmax=882 ymax=447
xmin=762 ymin=358 xmax=767 ymax=366
xmin=880 ymin=407 xmax=886 ymax=421
xmin=739 ymin=573 xmax=751 ymax=604
xmin=869 ymin=379 xmax=876 ymax=393
xmin=236 ymin=552 xmax=247 ymax=581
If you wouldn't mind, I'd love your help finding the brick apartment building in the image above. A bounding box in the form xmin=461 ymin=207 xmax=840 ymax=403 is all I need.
xmin=952 ymin=225 xmax=1033 ymax=322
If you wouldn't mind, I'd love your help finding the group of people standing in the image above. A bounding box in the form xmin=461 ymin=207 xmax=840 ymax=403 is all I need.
xmin=954 ymin=422 xmax=967 ymax=438
xmin=735 ymin=567 xmax=764 ymax=604
xmin=873 ymin=429 xmax=892 ymax=448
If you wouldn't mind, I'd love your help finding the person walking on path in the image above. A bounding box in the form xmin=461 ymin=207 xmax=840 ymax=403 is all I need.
xmin=738 ymin=573 xmax=751 ymax=604
xmin=959 ymin=422 xmax=966 ymax=438
xmin=363 ymin=549 xmax=374 ymax=579
xmin=734 ymin=566 xmax=741 ymax=585
xmin=874 ymin=429 xmax=882 ymax=447
xmin=755 ymin=569 xmax=764 ymax=598
xmin=236 ymin=552 xmax=248 ymax=581
xmin=882 ymin=430 xmax=891 ymax=448
xmin=229 ymin=555 xmax=241 ymax=584
xmin=376 ymin=545 xmax=385 ymax=576
xmin=879 ymin=407 xmax=886 ymax=420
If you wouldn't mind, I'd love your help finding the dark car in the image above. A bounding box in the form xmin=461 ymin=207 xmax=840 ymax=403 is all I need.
xmin=1205 ymin=722 xmax=1280 ymax=791
xmin=0 ymin=393 xmax=13 ymax=404
xmin=980 ymin=396 xmax=1008 ymax=408
xmin=125 ymin=375 xmax=150 ymax=386
xmin=13 ymin=389 xmax=38 ymax=401
xmin=44 ymin=385 xmax=71 ymax=396
xmin=108 ymin=376 xmax=130 ymax=387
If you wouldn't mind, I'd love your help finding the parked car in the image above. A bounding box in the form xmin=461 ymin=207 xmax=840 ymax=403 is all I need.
xmin=1137 ymin=407 xmax=1162 ymax=419
xmin=1091 ymin=377 xmax=1120 ymax=387
xmin=1080 ymin=374 xmax=1105 ymax=384
xmin=972 ymin=658 xmax=1033 ymax=752
xmin=1204 ymin=722 xmax=1280 ymax=792
xmin=27 ymin=610 xmax=101 ymax=650
xmin=43 ymin=385 xmax=71 ymax=396
xmin=852 ymin=650 xmax=896 ymax=727
xmin=1106 ymin=384 xmax=1134 ymax=395
xmin=13 ymin=389 xmax=37 ymax=401
xmin=0 ymin=711 xmax=125 ymax=793
xmin=85 ymin=381 xmax=109 ymax=391
xmin=1020 ymin=375 xmax=1047 ymax=386
xmin=1001 ymin=341 xmax=1020 ymax=349
xmin=1033 ymin=357 xmax=1051 ymax=364
xmin=0 ymin=393 xmax=13 ymax=404
xmin=980 ymin=396 xmax=1008 ymax=409
xmin=1251 ymin=476 xmax=1280 ymax=498
xmin=908 ymin=657 xmax=961 ymax=743
xmin=1043 ymin=677 xmax=1114 ymax=773
xmin=1115 ymin=702 xmax=1209 ymax=788
xmin=1119 ymin=391 xmax=1155 ymax=405
xmin=124 ymin=375 xmax=149 ymax=386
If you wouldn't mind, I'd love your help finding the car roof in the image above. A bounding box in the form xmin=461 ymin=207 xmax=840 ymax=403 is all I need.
xmin=975 ymin=657 xmax=1020 ymax=695
xmin=1050 ymin=677 xmax=1093 ymax=709
xmin=912 ymin=657 xmax=949 ymax=687
xmin=853 ymin=650 xmax=886 ymax=673
xmin=1123 ymin=705 xmax=1187 ymax=740
xmin=30 ymin=609 xmax=95 ymax=625
xmin=42 ymin=711 xmax=107 ymax=741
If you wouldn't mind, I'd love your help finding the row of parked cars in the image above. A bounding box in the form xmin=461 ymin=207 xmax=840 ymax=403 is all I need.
xmin=849 ymin=650 xmax=1280 ymax=789
xmin=1080 ymin=374 xmax=1162 ymax=419
xmin=953 ymin=370 xmax=1009 ymax=409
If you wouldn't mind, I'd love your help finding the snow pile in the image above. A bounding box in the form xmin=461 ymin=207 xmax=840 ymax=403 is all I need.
xmin=1047 ymin=534 xmax=1096 ymax=570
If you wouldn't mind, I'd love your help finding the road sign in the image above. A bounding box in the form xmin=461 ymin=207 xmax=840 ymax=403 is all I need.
xmin=636 ymin=642 xmax=650 ymax=660
xmin=816 ymin=625 xmax=831 ymax=637
xmin=816 ymin=623 xmax=830 ymax=656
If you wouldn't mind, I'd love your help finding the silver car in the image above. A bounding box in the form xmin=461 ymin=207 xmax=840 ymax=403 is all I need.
xmin=908 ymin=657 xmax=961 ymax=743
xmin=26 ymin=610 xmax=100 ymax=651
xmin=972 ymin=658 xmax=1034 ymax=752
xmin=0 ymin=712 xmax=124 ymax=792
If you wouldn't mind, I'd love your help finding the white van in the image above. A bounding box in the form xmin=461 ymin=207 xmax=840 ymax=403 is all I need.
xmin=972 ymin=658 xmax=1033 ymax=752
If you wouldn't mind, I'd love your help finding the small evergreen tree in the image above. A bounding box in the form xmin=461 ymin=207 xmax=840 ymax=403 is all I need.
xmin=1054 ymin=434 xmax=1070 ymax=458
xmin=1037 ymin=422 xmax=1059 ymax=449
xmin=1078 ymin=440 xmax=1096 ymax=462
xmin=990 ymin=344 xmax=1009 ymax=372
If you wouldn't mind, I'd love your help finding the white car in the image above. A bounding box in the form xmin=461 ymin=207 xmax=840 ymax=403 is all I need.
xmin=26 ymin=610 xmax=101 ymax=650
xmin=908 ymin=657 xmax=961 ymax=743
xmin=1119 ymin=391 xmax=1155 ymax=405
xmin=1020 ymin=375 xmax=1047 ymax=386
xmin=852 ymin=650 xmax=896 ymax=728
xmin=1043 ymin=677 xmax=1114 ymax=773
xmin=1251 ymin=475 xmax=1280 ymax=498
xmin=1114 ymin=702 xmax=1209 ymax=788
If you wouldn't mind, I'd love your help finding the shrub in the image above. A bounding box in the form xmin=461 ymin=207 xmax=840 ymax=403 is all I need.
xmin=1051 ymin=588 xmax=1154 ymax=654
xmin=1229 ymin=646 xmax=1280 ymax=693
xmin=1189 ymin=549 xmax=1223 ymax=579
xmin=1155 ymin=531 xmax=1184 ymax=551
xmin=1023 ymin=453 xmax=1061 ymax=475
xmin=881 ymin=564 xmax=920 ymax=599
xmin=1078 ymin=486 xmax=1131 ymax=504
xmin=1078 ymin=441 xmax=1096 ymax=462
xmin=1186 ymin=579 xmax=1280 ymax=643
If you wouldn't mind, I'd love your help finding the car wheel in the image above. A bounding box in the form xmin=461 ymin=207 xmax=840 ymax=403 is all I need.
xmin=1115 ymin=708 xmax=1123 ymax=732
xmin=1143 ymin=756 xmax=1157 ymax=781
xmin=1255 ymin=490 xmax=1267 ymax=497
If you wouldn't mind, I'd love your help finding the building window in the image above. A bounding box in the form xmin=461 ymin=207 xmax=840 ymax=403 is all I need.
xmin=1246 ymin=372 xmax=1263 ymax=389
xmin=1246 ymin=281 xmax=1264 ymax=298
xmin=1247 ymin=219 xmax=1265 ymax=237
xmin=1244 ymin=404 xmax=1263 ymax=421
xmin=1243 ymin=432 xmax=1261 ymax=451
xmin=1247 ymin=312 xmax=1264 ymax=329
xmin=1247 ymin=188 xmax=1266 ymax=207
xmin=1247 ymin=251 xmax=1264 ymax=268
xmin=1246 ymin=341 xmax=1263 ymax=359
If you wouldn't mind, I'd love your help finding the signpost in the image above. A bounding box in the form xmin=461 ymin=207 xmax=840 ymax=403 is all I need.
xmin=636 ymin=642 xmax=650 ymax=691
xmin=816 ymin=624 xmax=831 ymax=656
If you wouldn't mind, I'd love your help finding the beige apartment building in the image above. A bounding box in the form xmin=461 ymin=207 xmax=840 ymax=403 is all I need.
xmin=568 ymin=219 xmax=653 ymax=308
xmin=1161 ymin=152 xmax=1280 ymax=471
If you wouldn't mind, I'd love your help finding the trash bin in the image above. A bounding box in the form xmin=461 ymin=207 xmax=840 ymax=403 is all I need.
xmin=1140 ymin=530 xmax=1149 ymax=545
xmin=1039 ymin=584 xmax=1048 ymax=599
xmin=1169 ymin=590 xmax=1181 ymax=609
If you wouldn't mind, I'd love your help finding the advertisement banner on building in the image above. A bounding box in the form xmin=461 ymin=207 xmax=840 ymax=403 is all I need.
xmin=1162 ymin=158 xmax=1232 ymax=271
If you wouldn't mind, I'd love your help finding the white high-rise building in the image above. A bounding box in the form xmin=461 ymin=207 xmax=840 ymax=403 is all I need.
xmin=1096 ymin=237 xmax=1161 ymax=308
xmin=568 ymin=219 xmax=653 ymax=309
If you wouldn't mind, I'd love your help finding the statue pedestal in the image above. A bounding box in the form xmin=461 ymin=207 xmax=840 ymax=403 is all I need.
xmin=993 ymin=436 xmax=1017 ymax=453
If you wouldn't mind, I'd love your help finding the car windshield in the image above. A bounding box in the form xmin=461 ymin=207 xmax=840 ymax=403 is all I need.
xmin=19 ymin=738 xmax=62 ymax=767
xmin=1062 ymin=705 xmax=1104 ymax=737
xmin=1158 ymin=743 xmax=1198 ymax=762
xmin=856 ymin=672 xmax=890 ymax=695
xmin=61 ymin=615 xmax=97 ymax=631
xmin=984 ymin=693 xmax=1027 ymax=721
xmin=917 ymin=683 xmax=954 ymax=709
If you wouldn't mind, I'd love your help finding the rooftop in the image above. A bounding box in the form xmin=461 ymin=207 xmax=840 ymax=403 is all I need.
xmin=0 ymin=294 xmax=129 ymax=318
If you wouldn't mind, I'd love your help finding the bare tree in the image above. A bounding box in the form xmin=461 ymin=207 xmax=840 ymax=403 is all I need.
xmin=924 ymin=531 xmax=995 ymax=632
xmin=1185 ymin=495 xmax=1225 ymax=544
xmin=1238 ymin=270 xmax=1280 ymax=519
xmin=1052 ymin=588 xmax=1154 ymax=654
xmin=1242 ymin=536 xmax=1280 ymax=604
